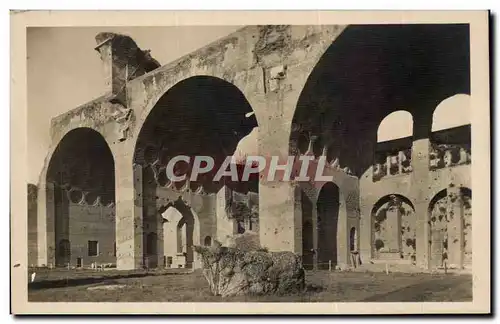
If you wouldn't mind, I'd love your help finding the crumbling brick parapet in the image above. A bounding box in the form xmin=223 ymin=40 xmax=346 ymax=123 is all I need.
xmin=95 ymin=32 xmax=161 ymax=105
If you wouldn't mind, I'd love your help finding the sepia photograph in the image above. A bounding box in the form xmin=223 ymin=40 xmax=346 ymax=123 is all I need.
xmin=10 ymin=10 xmax=490 ymax=314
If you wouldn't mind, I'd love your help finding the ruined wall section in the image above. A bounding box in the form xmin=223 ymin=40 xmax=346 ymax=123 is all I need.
xmin=156 ymin=186 xmax=216 ymax=269
xmin=359 ymin=161 xmax=471 ymax=264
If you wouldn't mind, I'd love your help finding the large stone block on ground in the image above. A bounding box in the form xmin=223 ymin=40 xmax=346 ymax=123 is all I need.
xmin=194 ymin=242 xmax=305 ymax=297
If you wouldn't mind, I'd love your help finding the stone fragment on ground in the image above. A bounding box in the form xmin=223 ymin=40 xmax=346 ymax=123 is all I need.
xmin=194 ymin=240 xmax=305 ymax=297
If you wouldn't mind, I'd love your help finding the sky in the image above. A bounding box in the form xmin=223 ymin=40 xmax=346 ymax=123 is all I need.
xmin=27 ymin=26 xmax=470 ymax=184
xmin=27 ymin=26 xmax=241 ymax=184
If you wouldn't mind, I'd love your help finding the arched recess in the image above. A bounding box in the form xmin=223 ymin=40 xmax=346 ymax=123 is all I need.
xmin=373 ymin=111 xmax=414 ymax=180
xmin=160 ymin=199 xmax=200 ymax=269
xmin=429 ymin=94 xmax=471 ymax=169
xmin=371 ymin=194 xmax=416 ymax=262
xmin=46 ymin=127 xmax=115 ymax=267
xmin=289 ymin=24 xmax=470 ymax=178
xmin=316 ymin=182 xmax=340 ymax=269
xmin=134 ymin=76 xmax=259 ymax=267
xmin=428 ymin=187 xmax=472 ymax=269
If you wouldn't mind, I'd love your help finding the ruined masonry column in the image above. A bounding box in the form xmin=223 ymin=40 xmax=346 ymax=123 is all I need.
xmin=258 ymin=117 xmax=299 ymax=254
xmin=36 ymin=182 xmax=56 ymax=267
xmin=114 ymin=150 xmax=144 ymax=270
xmin=411 ymin=138 xmax=431 ymax=269
xmin=446 ymin=184 xmax=464 ymax=269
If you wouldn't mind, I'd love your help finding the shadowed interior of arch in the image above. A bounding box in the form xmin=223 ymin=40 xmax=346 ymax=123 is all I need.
xmin=46 ymin=127 xmax=115 ymax=267
xmin=134 ymin=76 xmax=259 ymax=193
xmin=371 ymin=194 xmax=416 ymax=262
xmin=290 ymin=24 xmax=470 ymax=178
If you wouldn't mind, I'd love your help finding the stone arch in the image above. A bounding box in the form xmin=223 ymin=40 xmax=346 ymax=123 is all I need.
xmin=144 ymin=232 xmax=158 ymax=268
xmin=159 ymin=199 xmax=200 ymax=269
xmin=146 ymin=232 xmax=157 ymax=256
xmin=161 ymin=205 xmax=183 ymax=267
xmin=44 ymin=127 xmax=115 ymax=267
xmin=290 ymin=24 xmax=470 ymax=177
xmin=316 ymin=182 xmax=340 ymax=269
xmin=57 ymin=239 xmax=71 ymax=266
xmin=371 ymin=194 xmax=416 ymax=262
xmin=133 ymin=74 xmax=263 ymax=147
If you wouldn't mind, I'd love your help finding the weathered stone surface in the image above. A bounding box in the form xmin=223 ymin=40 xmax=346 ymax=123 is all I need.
xmin=194 ymin=242 xmax=305 ymax=297
xmin=28 ymin=183 xmax=38 ymax=266
xmin=222 ymin=231 xmax=260 ymax=252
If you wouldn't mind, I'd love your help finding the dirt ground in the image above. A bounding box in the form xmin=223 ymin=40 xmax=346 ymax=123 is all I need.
xmin=28 ymin=268 xmax=472 ymax=302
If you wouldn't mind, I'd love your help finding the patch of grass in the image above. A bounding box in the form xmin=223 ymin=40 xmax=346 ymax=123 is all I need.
xmin=28 ymin=270 xmax=472 ymax=303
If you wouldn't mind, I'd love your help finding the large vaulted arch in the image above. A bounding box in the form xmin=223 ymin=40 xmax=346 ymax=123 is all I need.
xmin=290 ymin=24 xmax=470 ymax=177
xmin=134 ymin=76 xmax=258 ymax=191
xmin=46 ymin=127 xmax=115 ymax=267
xmin=133 ymin=75 xmax=259 ymax=268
